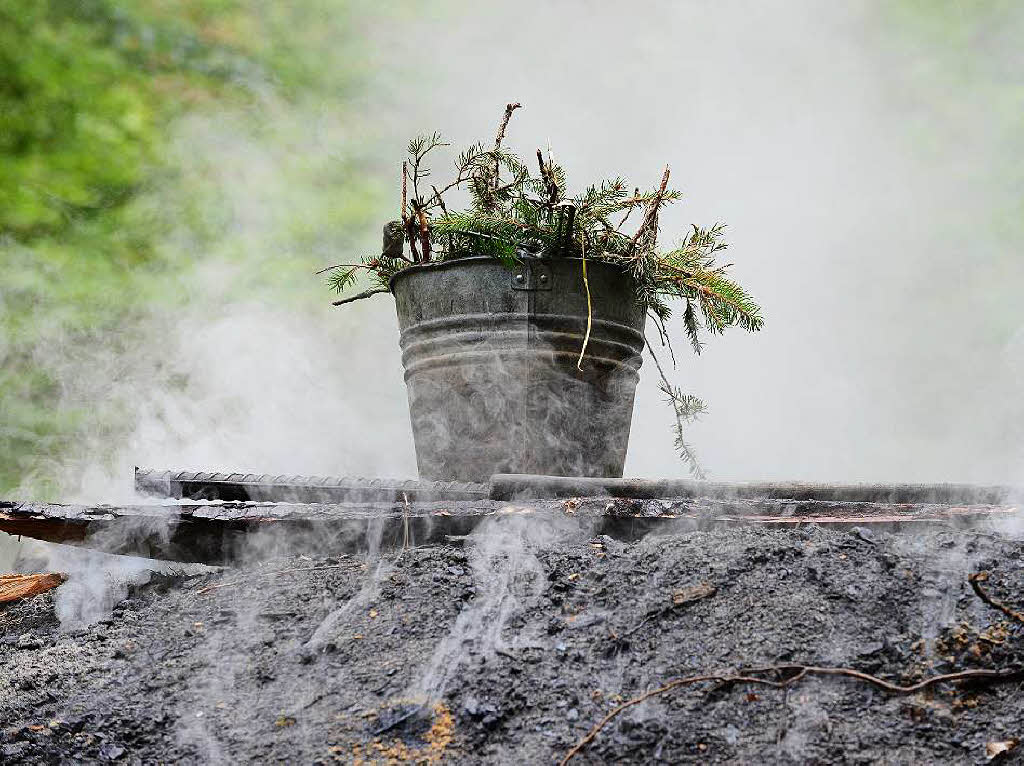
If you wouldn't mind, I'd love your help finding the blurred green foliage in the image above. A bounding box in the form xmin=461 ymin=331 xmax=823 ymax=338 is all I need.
xmin=0 ymin=0 xmax=389 ymax=495
xmin=879 ymin=0 xmax=1024 ymax=346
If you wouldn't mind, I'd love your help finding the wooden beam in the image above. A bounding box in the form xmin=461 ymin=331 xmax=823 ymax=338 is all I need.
xmin=0 ymin=499 xmax=1018 ymax=565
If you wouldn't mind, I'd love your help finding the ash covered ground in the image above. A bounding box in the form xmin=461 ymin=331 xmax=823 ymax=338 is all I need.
xmin=1 ymin=516 xmax=1023 ymax=764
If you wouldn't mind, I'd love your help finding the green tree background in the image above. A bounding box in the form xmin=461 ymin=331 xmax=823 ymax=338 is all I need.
xmin=0 ymin=0 xmax=408 ymax=496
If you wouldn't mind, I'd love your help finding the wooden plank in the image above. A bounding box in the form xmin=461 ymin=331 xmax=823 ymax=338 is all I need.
xmin=491 ymin=474 xmax=1018 ymax=505
xmin=0 ymin=573 xmax=66 ymax=603
xmin=0 ymin=499 xmax=1018 ymax=565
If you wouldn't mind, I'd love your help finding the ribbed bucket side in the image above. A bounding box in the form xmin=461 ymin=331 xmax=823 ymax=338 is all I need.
xmin=391 ymin=257 xmax=645 ymax=482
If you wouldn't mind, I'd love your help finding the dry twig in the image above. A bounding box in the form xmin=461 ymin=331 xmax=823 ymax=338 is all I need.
xmin=970 ymin=571 xmax=1024 ymax=625
xmin=332 ymin=288 xmax=389 ymax=307
xmin=414 ymin=201 xmax=432 ymax=260
xmin=629 ymin=165 xmax=671 ymax=256
xmin=619 ymin=583 xmax=716 ymax=639
xmin=494 ymin=102 xmax=521 ymax=152
xmin=492 ymin=102 xmax=521 ymax=189
xmin=401 ymin=161 xmax=408 ymax=221
xmin=560 ymin=664 xmax=1023 ymax=764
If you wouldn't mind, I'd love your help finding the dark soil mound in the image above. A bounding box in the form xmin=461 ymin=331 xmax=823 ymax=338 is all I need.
xmin=2 ymin=517 xmax=1022 ymax=764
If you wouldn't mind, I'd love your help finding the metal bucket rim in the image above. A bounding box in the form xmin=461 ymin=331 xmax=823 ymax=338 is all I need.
xmin=388 ymin=254 xmax=632 ymax=293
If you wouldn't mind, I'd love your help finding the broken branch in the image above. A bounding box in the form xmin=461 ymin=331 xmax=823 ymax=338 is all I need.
xmin=970 ymin=571 xmax=1024 ymax=625
xmin=619 ymin=582 xmax=716 ymax=639
xmin=494 ymin=102 xmax=521 ymax=153
xmin=401 ymin=161 xmax=408 ymax=221
xmin=331 ymin=288 xmax=389 ymax=307
xmin=492 ymin=102 xmax=522 ymax=192
xmin=313 ymin=263 xmax=375 ymax=276
xmin=629 ymin=165 xmax=671 ymax=256
xmin=413 ymin=200 xmax=431 ymax=260
xmin=560 ymin=664 xmax=1024 ymax=765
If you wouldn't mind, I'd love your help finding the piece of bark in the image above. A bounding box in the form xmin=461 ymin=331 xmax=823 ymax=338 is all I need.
xmin=0 ymin=573 xmax=67 ymax=603
xmin=672 ymin=582 xmax=717 ymax=605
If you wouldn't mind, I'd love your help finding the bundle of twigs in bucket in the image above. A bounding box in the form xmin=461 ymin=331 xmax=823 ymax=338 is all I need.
xmin=321 ymin=104 xmax=763 ymax=477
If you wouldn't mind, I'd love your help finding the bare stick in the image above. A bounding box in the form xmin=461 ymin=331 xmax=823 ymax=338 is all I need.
xmin=331 ymin=288 xmax=389 ymax=307
xmin=413 ymin=200 xmax=431 ymax=261
xmin=405 ymin=215 xmax=421 ymax=262
xmin=494 ymin=102 xmax=521 ymax=152
xmin=430 ymin=185 xmax=448 ymax=214
xmin=560 ymin=665 xmax=1023 ymax=765
xmin=646 ymin=310 xmax=677 ymax=369
xmin=401 ymin=161 xmax=408 ymax=221
xmin=629 ymin=166 xmax=671 ymax=255
xmin=537 ymin=148 xmax=559 ymax=210
xmin=314 ymin=263 xmax=375 ymax=276
xmin=619 ymin=583 xmax=716 ymax=639
xmin=492 ymin=102 xmax=522 ymax=192
xmin=615 ymin=187 xmax=641 ymax=232
xmin=970 ymin=572 xmax=1024 ymax=624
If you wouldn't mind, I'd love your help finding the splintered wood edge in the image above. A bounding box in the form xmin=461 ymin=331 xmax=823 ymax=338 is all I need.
xmin=0 ymin=572 xmax=68 ymax=604
xmin=0 ymin=511 xmax=90 ymax=543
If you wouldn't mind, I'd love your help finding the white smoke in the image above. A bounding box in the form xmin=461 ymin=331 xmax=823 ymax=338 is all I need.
xmin=414 ymin=511 xmax=580 ymax=698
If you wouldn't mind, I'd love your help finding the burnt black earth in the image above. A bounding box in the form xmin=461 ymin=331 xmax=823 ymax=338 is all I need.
xmin=2 ymin=518 xmax=1023 ymax=765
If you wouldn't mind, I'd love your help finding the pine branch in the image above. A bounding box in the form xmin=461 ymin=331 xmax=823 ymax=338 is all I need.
xmin=682 ymin=298 xmax=703 ymax=354
xmin=325 ymin=267 xmax=358 ymax=294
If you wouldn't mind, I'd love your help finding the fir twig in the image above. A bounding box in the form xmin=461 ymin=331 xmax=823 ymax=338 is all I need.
xmin=645 ymin=336 xmax=706 ymax=479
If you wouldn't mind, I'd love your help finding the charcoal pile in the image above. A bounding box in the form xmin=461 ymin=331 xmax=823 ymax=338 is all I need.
xmin=1 ymin=517 xmax=1023 ymax=764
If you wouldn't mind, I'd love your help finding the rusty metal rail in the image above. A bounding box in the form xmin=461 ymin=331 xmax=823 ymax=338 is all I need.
xmin=134 ymin=468 xmax=489 ymax=503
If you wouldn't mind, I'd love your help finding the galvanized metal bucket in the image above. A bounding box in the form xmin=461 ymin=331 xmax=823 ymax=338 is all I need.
xmin=390 ymin=256 xmax=646 ymax=482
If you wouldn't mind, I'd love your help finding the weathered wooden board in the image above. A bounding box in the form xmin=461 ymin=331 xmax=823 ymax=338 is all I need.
xmin=1 ymin=497 xmax=1018 ymax=565
xmin=0 ymin=572 xmax=66 ymax=603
